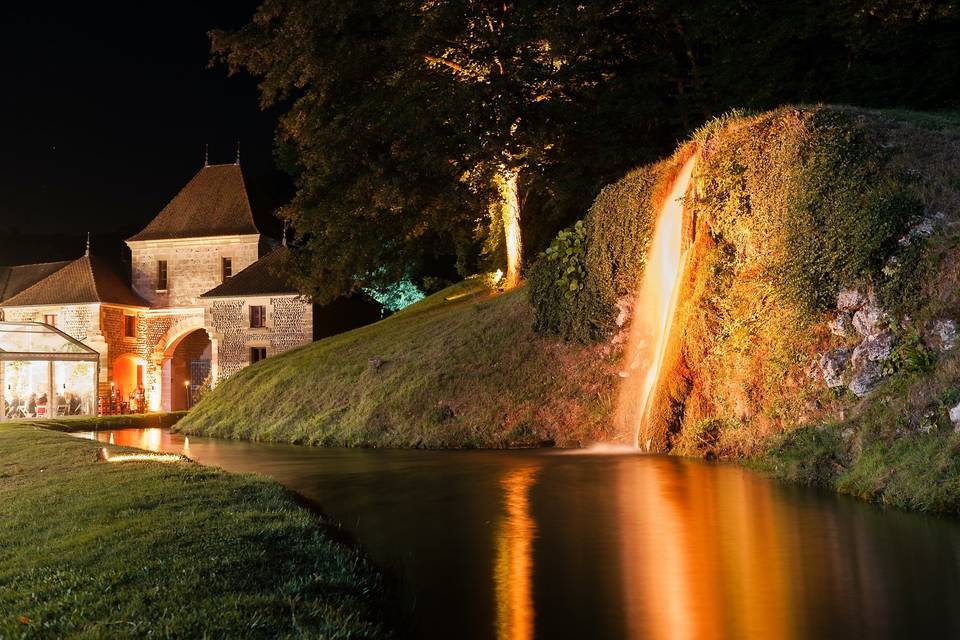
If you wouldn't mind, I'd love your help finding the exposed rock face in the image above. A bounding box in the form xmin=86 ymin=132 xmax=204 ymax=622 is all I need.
xmin=818 ymin=348 xmax=850 ymax=388
xmin=950 ymin=401 xmax=960 ymax=431
xmin=829 ymin=314 xmax=852 ymax=337
xmin=816 ymin=288 xmax=900 ymax=397
xmin=932 ymin=319 xmax=957 ymax=352
xmin=898 ymin=211 xmax=945 ymax=247
xmin=852 ymin=303 xmax=888 ymax=337
xmin=852 ymin=330 xmax=897 ymax=365
xmin=849 ymin=361 xmax=884 ymax=397
xmin=837 ymin=288 xmax=867 ymax=312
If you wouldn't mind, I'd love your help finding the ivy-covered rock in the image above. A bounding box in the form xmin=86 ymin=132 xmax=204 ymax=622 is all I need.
xmin=530 ymin=105 xmax=960 ymax=466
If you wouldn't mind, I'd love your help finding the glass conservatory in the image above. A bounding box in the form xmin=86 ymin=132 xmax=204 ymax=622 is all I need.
xmin=0 ymin=322 xmax=100 ymax=420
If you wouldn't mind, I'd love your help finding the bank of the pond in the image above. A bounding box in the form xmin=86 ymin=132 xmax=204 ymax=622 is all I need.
xmin=27 ymin=411 xmax=188 ymax=433
xmin=0 ymin=422 xmax=391 ymax=639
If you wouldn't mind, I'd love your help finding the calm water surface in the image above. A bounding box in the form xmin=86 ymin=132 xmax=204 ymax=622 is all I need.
xmin=75 ymin=428 xmax=960 ymax=639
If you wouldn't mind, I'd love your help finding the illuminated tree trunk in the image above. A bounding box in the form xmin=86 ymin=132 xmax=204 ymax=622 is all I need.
xmin=496 ymin=167 xmax=523 ymax=289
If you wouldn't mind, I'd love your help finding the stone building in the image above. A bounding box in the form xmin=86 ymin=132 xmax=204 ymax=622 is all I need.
xmin=1 ymin=161 xmax=381 ymax=417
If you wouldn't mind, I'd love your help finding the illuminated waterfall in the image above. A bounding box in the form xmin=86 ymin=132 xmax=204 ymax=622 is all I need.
xmin=615 ymin=154 xmax=697 ymax=449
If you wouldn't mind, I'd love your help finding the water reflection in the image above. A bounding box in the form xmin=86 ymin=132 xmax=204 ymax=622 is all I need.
xmin=72 ymin=429 xmax=960 ymax=640
xmin=494 ymin=466 xmax=539 ymax=640
xmin=618 ymin=459 xmax=795 ymax=639
xmin=92 ymin=427 xmax=166 ymax=452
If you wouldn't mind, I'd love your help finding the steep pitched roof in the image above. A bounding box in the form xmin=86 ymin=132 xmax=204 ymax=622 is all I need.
xmin=0 ymin=261 xmax=72 ymax=303
xmin=127 ymin=163 xmax=259 ymax=242
xmin=200 ymin=246 xmax=299 ymax=298
xmin=0 ymin=255 xmax=148 ymax=308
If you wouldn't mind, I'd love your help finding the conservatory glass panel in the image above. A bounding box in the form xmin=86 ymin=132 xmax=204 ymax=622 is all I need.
xmin=54 ymin=360 xmax=96 ymax=416
xmin=3 ymin=361 xmax=50 ymax=418
xmin=0 ymin=322 xmax=90 ymax=354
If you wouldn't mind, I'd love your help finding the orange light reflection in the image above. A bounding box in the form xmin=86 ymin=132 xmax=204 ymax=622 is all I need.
xmin=494 ymin=465 xmax=539 ymax=640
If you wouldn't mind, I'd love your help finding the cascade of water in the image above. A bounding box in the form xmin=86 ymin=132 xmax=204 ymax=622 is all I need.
xmin=615 ymin=154 xmax=697 ymax=449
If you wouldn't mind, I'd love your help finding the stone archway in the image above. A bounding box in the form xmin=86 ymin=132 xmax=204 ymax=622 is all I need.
xmin=161 ymin=328 xmax=212 ymax=411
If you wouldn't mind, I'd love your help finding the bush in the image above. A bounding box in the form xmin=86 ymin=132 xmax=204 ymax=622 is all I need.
xmin=530 ymin=156 xmax=680 ymax=341
xmin=699 ymin=108 xmax=921 ymax=316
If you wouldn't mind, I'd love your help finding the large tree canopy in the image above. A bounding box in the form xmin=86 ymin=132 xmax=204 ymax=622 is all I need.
xmin=212 ymin=0 xmax=482 ymax=302
xmin=213 ymin=0 xmax=959 ymax=302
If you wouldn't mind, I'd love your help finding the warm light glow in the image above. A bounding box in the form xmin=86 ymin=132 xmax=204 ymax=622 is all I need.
xmin=496 ymin=168 xmax=523 ymax=290
xmin=617 ymin=460 xmax=796 ymax=639
xmin=615 ymin=154 xmax=697 ymax=449
xmin=104 ymin=427 xmax=164 ymax=452
xmin=494 ymin=465 xmax=539 ymax=640
xmin=98 ymin=447 xmax=181 ymax=464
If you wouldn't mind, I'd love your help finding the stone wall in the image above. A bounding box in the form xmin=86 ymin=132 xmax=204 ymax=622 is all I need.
xmin=2 ymin=304 xmax=100 ymax=342
xmin=127 ymin=236 xmax=261 ymax=307
xmin=206 ymin=295 xmax=312 ymax=383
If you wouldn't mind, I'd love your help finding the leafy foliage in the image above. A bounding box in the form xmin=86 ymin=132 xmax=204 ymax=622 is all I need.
xmin=213 ymin=1 xmax=960 ymax=300
xmin=530 ymin=158 xmax=671 ymax=341
xmin=883 ymin=326 xmax=936 ymax=376
xmin=543 ymin=220 xmax=586 ymax=298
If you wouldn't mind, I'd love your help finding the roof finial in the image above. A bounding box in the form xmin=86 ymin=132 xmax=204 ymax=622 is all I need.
xmin=235 ymin=140 xmax=241 ymax=165
xmin=204 ymin=143 xmax=209 ymax=167
xmin=85 ymin=231 xmax=91 ymax=257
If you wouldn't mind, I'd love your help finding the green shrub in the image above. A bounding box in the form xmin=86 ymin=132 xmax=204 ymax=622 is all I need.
xmin=700 ymin=108 xmax=921 ymax=316
xmin=531 ymin=158 xmax=677 ymax=341
xmin=543 ymin=220 xmax=587 ymax=298
xmin=883 ymin=325 xmax=936 ymax=375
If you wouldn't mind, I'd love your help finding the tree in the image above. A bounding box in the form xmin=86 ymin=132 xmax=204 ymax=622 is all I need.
xmin=211 ymin=0 xmax=482 ymax=303
xmin=412 ymin=1 xmax=664 ymax=289
xmin=213 ymin=0 xmax=959 ymax=302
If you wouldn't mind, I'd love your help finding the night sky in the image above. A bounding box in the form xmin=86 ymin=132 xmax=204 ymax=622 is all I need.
xmin=0 ymin=2 xmax=286 ymax=263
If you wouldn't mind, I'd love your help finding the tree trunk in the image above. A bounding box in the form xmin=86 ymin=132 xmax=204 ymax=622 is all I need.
xmin=496 ymin=167 xmax=523 ymax=289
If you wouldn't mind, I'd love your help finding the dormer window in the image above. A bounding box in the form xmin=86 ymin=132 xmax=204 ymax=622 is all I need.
xmin=157 ymin=260 xmax=168 ymax=291
xmin=222 ymin=257 xmax=233 ymax=282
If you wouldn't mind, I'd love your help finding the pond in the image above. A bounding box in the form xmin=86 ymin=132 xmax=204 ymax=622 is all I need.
xmin=75 ymin=428 xmax=960 ymax=639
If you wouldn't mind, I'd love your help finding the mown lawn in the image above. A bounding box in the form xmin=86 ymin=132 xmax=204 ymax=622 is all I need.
xmin=0 ymin=422 xmax=391 ymax=639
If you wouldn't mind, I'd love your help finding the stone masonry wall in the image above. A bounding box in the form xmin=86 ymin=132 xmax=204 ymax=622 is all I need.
xmin=206 ymin=295 xmax=312 ymax=383
xmin=2 ymin=304 xmax=99 ymax=342
xmin=128 ymin=236 xmax=260 ymax=307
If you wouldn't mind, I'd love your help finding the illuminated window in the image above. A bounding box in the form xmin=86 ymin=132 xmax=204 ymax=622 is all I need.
xmin=43 ymin=314 xmax=57 ymax=327
xmin=222 ymin=257 xmax=233 ymax=281
xmin=157 ymin=260 xmax=168 ymax=290
xmin=250 ymin=347 xmax=267 ymax=363
xmin=249 ymin=305 xmax=266 ymax=329
xmin=123 ymin=315 xmax=137 ymax=338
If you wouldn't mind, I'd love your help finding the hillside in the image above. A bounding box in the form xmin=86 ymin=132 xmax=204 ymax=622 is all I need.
xmin=177 ymin=277 xmax=619 ymax=448
xmin=180 ymin=106 xmax=960 ymax=511
xmin=530 ymin=105 xmax=960 ymax=510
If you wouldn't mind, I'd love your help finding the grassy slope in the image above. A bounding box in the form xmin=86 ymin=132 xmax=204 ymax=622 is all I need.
xmin=0 ymin=423 xmax=390 ymax=639
xmin=178 ymin=277 xmax=618 ymax=447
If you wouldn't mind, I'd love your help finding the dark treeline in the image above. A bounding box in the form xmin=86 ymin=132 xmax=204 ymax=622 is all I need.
xmin=213 ymin=0 xmax=959 ymax=301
